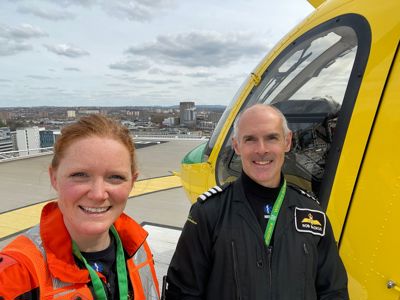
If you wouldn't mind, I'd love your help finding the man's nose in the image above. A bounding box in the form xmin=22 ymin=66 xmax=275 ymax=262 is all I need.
xmin=255 ymin=140 xmax=269 ymax=153
xmin=88 ymin=179 xmax=108 ymax=201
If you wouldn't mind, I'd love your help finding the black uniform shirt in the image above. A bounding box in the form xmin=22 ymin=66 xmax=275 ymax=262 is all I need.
xmin=241 ymin=172 xmax=283 ymax=234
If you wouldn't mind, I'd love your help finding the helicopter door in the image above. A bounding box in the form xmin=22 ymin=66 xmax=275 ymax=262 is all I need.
xmin=339 ymin=43 xmax=400 ymax=299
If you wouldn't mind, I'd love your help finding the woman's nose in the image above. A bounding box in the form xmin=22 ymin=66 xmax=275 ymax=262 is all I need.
xmin=88 ymin=179 xmax=108 ymax=201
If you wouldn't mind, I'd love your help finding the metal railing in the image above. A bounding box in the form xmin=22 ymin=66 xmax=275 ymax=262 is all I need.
xmin=0 ymin=147 xmax=54 ymax=162
xmin=0 ymin=135 xmax=209 ymax=162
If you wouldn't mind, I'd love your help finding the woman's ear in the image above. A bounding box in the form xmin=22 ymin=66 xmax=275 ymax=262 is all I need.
xmin=49 ymin=166 xmax=58 ymax=191
xmin=131 ymin=171 xmax=139 ymax=186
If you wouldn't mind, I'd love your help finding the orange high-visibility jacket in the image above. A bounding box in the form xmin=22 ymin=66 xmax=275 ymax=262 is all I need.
xmin=0 ymin=202 xmax=160 ymax=299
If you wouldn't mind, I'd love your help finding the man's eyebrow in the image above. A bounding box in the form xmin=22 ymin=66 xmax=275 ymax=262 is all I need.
xmin=265 ymin=133 xmax=280 ymax=139
xmin=242 ymin=134 xmax=255 ymax=140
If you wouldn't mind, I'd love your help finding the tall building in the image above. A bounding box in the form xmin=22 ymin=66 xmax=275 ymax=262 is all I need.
xmin=0 ymin=127 xmax=14 ymax=153
xmin=179 ymin=101 xmax=196 ymax=128
xmin=16 ymin=127 xmax=40 ymax=156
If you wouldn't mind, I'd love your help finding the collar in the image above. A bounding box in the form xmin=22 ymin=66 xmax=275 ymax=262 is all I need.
xmin=40 ymin=202 xmax=148 ymax=283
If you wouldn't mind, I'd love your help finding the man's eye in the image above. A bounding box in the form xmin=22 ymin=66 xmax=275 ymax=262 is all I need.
xmin=244 ymin=137 xmax=255 ymax=142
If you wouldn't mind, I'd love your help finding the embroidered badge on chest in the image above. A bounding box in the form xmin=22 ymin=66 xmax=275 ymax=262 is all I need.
xmin=295 ymin=207 xmax=326 ymax=236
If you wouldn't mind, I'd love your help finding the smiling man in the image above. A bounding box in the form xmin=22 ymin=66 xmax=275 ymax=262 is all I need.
xmin=165 ymin=104 xmax=349 ymax=300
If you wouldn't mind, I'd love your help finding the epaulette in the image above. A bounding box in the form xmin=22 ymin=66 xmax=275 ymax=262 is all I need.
xmin=290 ymin=185 xmax=320 ymax=205
xmin=197 ymin=185 xmax=225 ymax=203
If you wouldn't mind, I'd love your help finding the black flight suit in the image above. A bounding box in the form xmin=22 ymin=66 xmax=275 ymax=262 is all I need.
xmin=165 ymin=176 xmax=349 ymax=300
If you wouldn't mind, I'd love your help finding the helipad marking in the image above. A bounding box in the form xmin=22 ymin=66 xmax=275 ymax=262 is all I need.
xmin=0 ymin=175 xmax=182 ymax=240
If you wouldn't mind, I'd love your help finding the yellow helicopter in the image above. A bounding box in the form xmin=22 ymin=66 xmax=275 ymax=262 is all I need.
xmin=179 ymin=0 xmax=400 ymax=298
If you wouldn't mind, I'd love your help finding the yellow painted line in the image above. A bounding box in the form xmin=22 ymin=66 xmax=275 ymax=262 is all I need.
xmin=0 ymin=175 xmax=181 ymax=240
xmin=129 ymin=175 xmax=182 ymax=197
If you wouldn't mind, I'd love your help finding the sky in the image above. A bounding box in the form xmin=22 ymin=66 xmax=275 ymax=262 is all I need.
xmin=0 ymin=0 xmax=314 ymax=107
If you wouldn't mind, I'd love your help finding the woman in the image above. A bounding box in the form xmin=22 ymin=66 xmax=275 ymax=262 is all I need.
xmin=0 ymin=115 xmax=160 ymax=299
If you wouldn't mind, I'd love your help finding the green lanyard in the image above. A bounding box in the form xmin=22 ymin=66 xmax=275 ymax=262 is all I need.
xmin=72 ymin=225 xmax=128 ymax=300
xmin=263 ymin=180 xmax=286 ymax=247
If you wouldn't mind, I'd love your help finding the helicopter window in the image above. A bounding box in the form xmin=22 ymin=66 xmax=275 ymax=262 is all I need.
xmin=216 ymin=14 xmax=371 ymax=205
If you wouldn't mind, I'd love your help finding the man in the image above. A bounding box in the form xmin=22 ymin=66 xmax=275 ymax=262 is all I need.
xmin=165 ymin=104 xmax=349 ymax=299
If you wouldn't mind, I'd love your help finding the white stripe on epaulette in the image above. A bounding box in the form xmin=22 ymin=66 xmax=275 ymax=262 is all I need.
xmin=198 ymin=185 xmax=224 ymax=202
xmin=297 ymin=187 xmax=320 ymax=204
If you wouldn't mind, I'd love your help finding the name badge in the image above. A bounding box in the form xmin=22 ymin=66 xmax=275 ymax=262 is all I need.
xmin=295 ymin=207 xmax=326 ymax=236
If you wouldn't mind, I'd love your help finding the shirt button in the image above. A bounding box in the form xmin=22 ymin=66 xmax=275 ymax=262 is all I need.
xmin=257 ymin=260 xmax=263 ymax=268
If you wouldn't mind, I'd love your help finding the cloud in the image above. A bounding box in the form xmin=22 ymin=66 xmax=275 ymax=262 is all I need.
xmin=64 ymin=67 xmax=81 ymax=72
xmin=0 ymin=23 xmax=47 ymax=56
xmin=109 ymin=59 xmax=150 ymax=72
xmin=148 ymin=68 xmax=213 ymax=78
xmin=40 ymin=0 xmax=97 ymax=8
xmin=17 ymin=5 xmax=75 ymax=21
xmin=0 ymin=23 xmax=47 ymax=39
xmin=0 ymin=38 xmax=32 ymax=56
xmin=125 ymin=31 xmax=270 ymax=67
xmin=101 ymin=0 xmax=176 ymax=22
xmin=44 ymin=43 xmax=90 ymax=58
xmin=26 ymin=75 xmax=53 ymax=80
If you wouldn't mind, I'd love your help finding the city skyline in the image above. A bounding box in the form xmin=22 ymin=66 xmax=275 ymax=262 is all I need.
xmin=0 ymin=0 xmax=313 ymax=107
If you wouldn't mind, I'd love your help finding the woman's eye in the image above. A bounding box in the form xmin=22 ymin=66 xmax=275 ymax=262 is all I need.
xmin=70 ymin=172 xmax=87 ymax=178
xmin=109 ymin=175 xmax=126 ymax=182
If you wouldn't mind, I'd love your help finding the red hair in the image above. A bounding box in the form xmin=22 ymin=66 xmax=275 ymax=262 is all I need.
xmin=51 ymin=114 xmax=136 ymax=173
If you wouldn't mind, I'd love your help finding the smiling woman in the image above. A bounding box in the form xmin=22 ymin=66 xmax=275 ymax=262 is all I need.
xmin=0 ymin=115 xmax=160 ymax=300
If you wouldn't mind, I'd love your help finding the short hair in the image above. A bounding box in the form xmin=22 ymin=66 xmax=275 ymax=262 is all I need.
xmin=233 ymin=103 xmax=290 ymax=140
xmin=51 ymin=114 xmax=136 ymax=173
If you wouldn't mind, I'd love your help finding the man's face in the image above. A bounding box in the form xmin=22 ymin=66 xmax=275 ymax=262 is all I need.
xmin=232 ymin=106 xmax=292 ymax=188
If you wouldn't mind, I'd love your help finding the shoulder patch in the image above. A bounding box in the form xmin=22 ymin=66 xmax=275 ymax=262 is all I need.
xmin=290 ymin=185 xmax=320 ymax=205
xmin=295 ymin=207 xmax=326 ymax=236
xmin=197 ymin=185 xmax=224 ymax=203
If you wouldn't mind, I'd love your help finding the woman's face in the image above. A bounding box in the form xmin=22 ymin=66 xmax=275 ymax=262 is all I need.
xmin=49 ymin=136 xmax=136 ymax=241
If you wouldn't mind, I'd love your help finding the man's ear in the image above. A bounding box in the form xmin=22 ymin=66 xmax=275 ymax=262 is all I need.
xmin=232 ymin=137 xmax=241 ymax=156
xmin=285 ymin=131 xmax=293 ymax=152
xmin=49 ymin=166 xmax=58 ymax=191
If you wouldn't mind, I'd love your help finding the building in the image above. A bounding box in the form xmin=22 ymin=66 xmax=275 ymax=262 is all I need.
xmin=67 ymin=110 xmax=76 ymax=118
xmin=0 ymin=127 xmax=14 ymax=153
xmin=16 ymin=127 xmax=40 ymax=156
xmin=180 ymin=101 xmax=196 ymax=128
xmin=197 ymin=121 xmax=216 ymax=133
xmin=162 ymin=117 xmax=179 ymax=127
xmin=39 ymin=129 xmax=55 ymax=148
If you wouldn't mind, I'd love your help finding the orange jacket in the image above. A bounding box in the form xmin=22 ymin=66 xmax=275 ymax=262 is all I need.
xmin=0 ymin=202 xmax=160 ymax=299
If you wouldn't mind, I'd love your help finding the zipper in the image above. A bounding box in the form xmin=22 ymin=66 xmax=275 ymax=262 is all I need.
xmin=267 ymin=246 xmax=273 ymax=298
xmin=231 ymin=241 xmax=242 ymax=300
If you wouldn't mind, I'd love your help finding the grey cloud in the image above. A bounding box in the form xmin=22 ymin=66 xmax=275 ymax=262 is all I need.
xmin=26 ymin=75 xmax=53 ymax=80
xmin=0 ymin=38 xmax=32 ymax=56
xmin=64 ymin=67 xmax=81 ymax=71
xmin=125 ymin=31 xmax=269 ymax=67
xmin=0 ymin=23 xmax=47 ymax=39
xmin=147 ymin=68 xmax=213 ymax=78
xmin=148 ymin=68 xmax=183 ymax=76
xmin=113 ymin=74 xmax=178 ymax=85
xmin=185 ymin=71 xmax=214 ymax=78
xmin=18 ymin=5 xmax=75 ymax=21
xmin=133 ymin=78 xmax=178 ymax=85
xmin=44 ymin=43 xmax=90 ymax=58
xmin=109 ymin=59 xmax=150 ymax=72
xmin=101 ymin=0 xmax=175 ymax=22
xmin=41 ymin=0 xmax=97 ymax=8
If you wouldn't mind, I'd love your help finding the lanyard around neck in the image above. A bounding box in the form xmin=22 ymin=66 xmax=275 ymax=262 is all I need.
xmin=263 ymin=179 xmax=286 ymax=247
xmin=72 ymin=225 xmax=128 ymax=300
